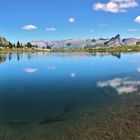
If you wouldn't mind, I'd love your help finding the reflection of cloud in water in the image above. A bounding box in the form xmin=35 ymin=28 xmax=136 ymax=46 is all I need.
xmin=47 ymin=66 xmax=56 ymax=70
xmin=137 ymin=67 xmax=140 ymax=72
xmin=117 ymin=86 xmax=137 ymax=94
xmin=24 ymin=68 xmax=37 ymax=73
xmin=70 ymin=73 xmax=76 ymax=78
xmin=97 ymin=77 xmax=140 ymax=95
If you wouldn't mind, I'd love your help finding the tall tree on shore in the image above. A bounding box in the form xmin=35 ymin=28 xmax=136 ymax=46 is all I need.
xmin=8 ymin=42 xmax=14 ymax=48
xmin=136 ymin=41 xmax=140 ymax=47
xmin=26 ymin=42 xmax=33 ymax=48
xmin=16 ymin=41 xmax=21 ymax=48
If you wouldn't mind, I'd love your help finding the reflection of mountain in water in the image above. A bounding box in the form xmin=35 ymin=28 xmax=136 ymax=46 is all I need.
xmin=0 ymin=52 xmax=122 ymax=62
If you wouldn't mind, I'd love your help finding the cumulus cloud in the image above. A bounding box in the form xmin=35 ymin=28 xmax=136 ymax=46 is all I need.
xmin=135 ymin=16 xmax=140 ymax=24
xmin=69 ymin=18 xmax=75 ymax=23
xmin=93 ymin=0 xmax=138 ymax=13
xmin=22 ymin=25 xmax=37 ymax=30
xmin=24 ymin=68 xmax=37 ymax=73
xmin=46 ymin=28 xmax=56 ymax=31
xmin=96 ymin=77 xmax=140 ymax=95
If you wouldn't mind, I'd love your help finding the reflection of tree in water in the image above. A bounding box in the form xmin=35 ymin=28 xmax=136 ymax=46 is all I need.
xmin=27 ymin=53 xmax=32 ymax=59
xmin=4 ymin=53 xmax=32 ymax=61
xmin=8 ymin=53 xmax=12 ymax=61
xmin=17 ymin=53 xmax=23 ymax=61
xmin=0 ymin=55 xmax=6 ymax=64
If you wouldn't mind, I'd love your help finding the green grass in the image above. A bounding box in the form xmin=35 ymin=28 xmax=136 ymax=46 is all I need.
xmin=0 ymin=47 xmax=52 ymax=54
xmin=1 ymin=45 xmax=140 ymax=53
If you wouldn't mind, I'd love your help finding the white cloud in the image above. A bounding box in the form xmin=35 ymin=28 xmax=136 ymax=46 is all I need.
xmin=69 ymin=18 xmax=75 ymax=23
xmin=128 ymin=28 xmax=138 ymax=32
xmin=24 ymin=68 xmax=37 ymax=73
xmin=135 ymin=16 xmax=140 ymax=24
xmin=46 ymin=28 xmax=56 ymax=31
xmin=96 ymin=77 xmax=140 ymax=95
xmin=107 ymin=2 xmax=120 ymax=13
xmin=22 ymin=25 xmax=37 ymax=30
xmin=70 ymin=72 xmax=76 ymax=78
xmin=93 ymin=0 xmax=138 ymax=13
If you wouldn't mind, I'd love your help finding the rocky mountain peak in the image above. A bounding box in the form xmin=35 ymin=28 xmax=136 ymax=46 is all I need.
xmin=114 ymin=34 xmax=121 ymax=40
xmin=0 ymin=36 xmax=9 ymax=46
xmin=104 ymin=34 xmax=122 ymax=47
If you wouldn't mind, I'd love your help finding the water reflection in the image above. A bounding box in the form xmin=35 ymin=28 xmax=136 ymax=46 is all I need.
xmin=70 ymin=72 xmax=76 ymax=78
xmin=97 ymin=76 xmax=140 ymax=95
xmin=0 ymin=52 xmax=139 ymax=140
xmin=0 ymin=52 xmax=122 ymax=63
xmin=24 ymin=68 xmax=38 ymax=73
xmin=0 ymin=55 xmax=6 ymax=64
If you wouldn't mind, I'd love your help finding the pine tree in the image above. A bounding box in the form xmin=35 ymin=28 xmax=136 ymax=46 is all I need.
xmin=17 ymin=41 xmax=21 ymax=48
xmin=8 ymin=42 xmax=13 ymax=48
xmin=26 ymin=42 xmax=33 ymax=48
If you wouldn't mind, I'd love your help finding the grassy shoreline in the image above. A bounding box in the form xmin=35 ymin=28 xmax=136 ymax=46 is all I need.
xmin=1 ymin=45 xmax=140 ymax=53
xmin=0 ymin=48 xmax=52 ymax=54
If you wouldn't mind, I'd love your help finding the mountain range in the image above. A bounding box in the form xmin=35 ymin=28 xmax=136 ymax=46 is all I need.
xmin=31 ymin=34 xmax=140 ymax=50
xmin=1 ymin=34 xmax=140 ymax=50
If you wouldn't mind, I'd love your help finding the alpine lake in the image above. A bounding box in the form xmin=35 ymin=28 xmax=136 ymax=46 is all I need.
xmin=0 ymin=52 xmax=139 ymax=140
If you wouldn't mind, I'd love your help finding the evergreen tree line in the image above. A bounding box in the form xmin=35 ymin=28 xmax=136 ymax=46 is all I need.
xmin=0 ymin=41 xmax=38 ymax=49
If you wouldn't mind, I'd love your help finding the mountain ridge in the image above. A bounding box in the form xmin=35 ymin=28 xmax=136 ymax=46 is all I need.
xmin=31 ymin=34 xmax=140 ymax=49
xmin=1 ymin=34 xmax=140 ymax=50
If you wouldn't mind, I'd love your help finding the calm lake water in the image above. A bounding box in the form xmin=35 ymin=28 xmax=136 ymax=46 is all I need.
xmin=0 ymin=52 xmax=139 ymax=139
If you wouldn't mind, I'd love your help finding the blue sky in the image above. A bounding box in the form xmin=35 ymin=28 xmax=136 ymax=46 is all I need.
xmin=0 ymin=0 xmax=140 ymax=43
